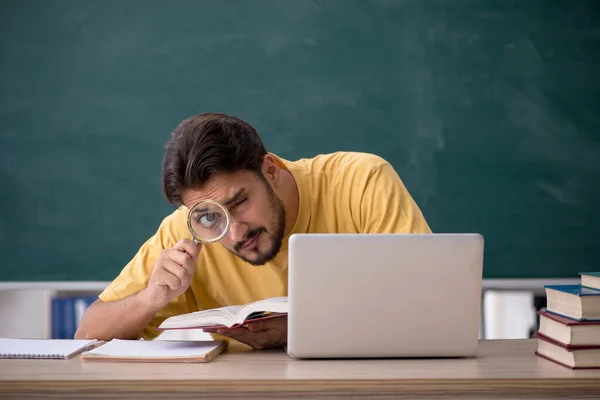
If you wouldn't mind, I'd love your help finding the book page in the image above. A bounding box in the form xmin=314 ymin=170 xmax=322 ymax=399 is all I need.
xmin=0 ymin=338 xmax=98 ymax=359
xmin=83 ymin=339 xmax=225 ymax=360
xmin=159 ymin=305 xmax=241 ymax=329
xmin=235 ymin=296 xmax=289 ymax=324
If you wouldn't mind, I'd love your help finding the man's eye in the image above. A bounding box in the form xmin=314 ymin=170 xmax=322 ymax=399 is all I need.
xmin=197 ymin=213 xmax=218 ymax=227
xmin=233 ymin=198 xmax=247 ymax=208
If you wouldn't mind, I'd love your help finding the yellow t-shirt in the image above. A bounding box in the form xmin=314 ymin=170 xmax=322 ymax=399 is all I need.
xmin=98 ymin=151 xmax=431 ymax=339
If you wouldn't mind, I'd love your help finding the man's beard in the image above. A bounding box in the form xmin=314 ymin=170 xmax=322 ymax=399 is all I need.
xmin=230 ymin=186 xmax=286 ymax=266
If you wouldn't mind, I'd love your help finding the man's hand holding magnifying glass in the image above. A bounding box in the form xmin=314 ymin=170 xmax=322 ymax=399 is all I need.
xmin=138 ymin=238 xmax=202 ymax=311
xmin=140 ymin=199 xmax=230 ymax=310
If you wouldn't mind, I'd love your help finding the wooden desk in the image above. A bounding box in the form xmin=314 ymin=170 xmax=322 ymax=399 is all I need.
xmin=1 ymin=339 xmax=599 ymax=399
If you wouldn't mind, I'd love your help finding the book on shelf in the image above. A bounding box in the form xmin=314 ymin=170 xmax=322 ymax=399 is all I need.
xmin=533 ymin=332 xmax=600 ymax=370
xmin=81 ymin=339 xmax=227 ymax=363
xmin=51 ymin=294 xmax=98 ymax=339
xmin=580 ymin=271 xmax=600 ymax=291
xmin=544 ymin=284 xmax=600 ymax=321
xmin=0 ymin=338 xmax=104 ymax=359
xmin=158 ymin=296 xmax=288 ymax=330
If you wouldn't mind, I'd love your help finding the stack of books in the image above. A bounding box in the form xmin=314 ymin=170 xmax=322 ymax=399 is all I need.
xmin=534 ymin=272 xmax=600 ymax=369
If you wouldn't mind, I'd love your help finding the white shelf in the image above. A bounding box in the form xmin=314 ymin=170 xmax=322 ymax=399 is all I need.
xmin=0 ymin=278 xmax=571 ymax=341
xmin=481 ymin=278 xmax=579 ymax=295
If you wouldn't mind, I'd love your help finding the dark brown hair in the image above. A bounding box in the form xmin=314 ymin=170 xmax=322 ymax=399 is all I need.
xmin=161 ymin=113 xmax=267 ymax=207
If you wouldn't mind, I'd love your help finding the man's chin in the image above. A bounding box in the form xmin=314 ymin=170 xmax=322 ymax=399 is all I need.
xmin=239 ymin=249 xmax=276 ymax=266
xmin=241 ymin=256 xmax=270 ymax=266
xmin=235 ymin=242 xmax=282 ymax=266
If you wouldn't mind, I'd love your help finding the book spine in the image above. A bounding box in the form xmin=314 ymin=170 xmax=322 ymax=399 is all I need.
xmin=50 ymin=297 xmax=62 ymax=339
xmin=51 ymin=295 xmax=98 ymax=339
xmin=62 ymin=297 xmax=75 ymax=339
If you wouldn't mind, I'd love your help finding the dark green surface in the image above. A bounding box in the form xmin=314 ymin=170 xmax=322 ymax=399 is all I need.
xmin=1 ymin=0 xmax=599 ymax=281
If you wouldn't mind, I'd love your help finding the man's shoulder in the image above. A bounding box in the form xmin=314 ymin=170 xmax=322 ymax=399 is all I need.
xmin=153 ymin=206 xmax=189 ymax=246
xmin=289 ymin=151 xmax=391 ymax=175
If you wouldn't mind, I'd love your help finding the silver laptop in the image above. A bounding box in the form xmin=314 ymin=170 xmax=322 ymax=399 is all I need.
xmin=286 ymin=233 xmax=484 ymax=358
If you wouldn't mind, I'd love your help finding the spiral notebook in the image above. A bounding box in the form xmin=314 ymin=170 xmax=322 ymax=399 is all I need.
xmin=0 ymin=338 xmax=103 ymax=359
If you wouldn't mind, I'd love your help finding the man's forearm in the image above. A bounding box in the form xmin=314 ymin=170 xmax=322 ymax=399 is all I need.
xmin=74 ymin=289 xmax=160 ymax=341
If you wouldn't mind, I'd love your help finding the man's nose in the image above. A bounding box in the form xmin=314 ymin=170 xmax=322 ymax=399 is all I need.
xmin=228 ymin=221 xmax=249 ymax=242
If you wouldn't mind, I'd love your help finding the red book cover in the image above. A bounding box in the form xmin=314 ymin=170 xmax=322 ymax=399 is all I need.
xmin=534 ymin=352 xmax=600 ymax=370
xmin=533 ymin=331 xmax=600 ymax=351
xmin=533 ymin=331 xmax=600 ymax=370
xmin=538 ymin=309 xmax=600 ymax=326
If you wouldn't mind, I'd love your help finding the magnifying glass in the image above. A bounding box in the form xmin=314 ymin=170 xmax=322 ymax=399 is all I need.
xmin=186 ymin=200 xmax=231 ymax=244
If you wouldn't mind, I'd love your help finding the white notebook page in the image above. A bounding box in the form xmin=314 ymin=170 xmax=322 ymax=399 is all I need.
xmin=85 ymin=339 xmax=223 ymax=358
xmin=0 ymin=338 xmax=98 ymax=359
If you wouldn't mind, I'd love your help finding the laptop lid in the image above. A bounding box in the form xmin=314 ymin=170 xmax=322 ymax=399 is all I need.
xmin=287 ymin=233 xmax=484 ymax=358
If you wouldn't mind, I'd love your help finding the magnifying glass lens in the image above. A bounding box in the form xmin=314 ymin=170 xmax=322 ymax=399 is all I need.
xmin=188 ymin=201 xmax=230 ymax=243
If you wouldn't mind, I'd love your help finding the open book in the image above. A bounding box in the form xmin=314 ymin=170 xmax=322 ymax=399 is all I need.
xmin=158 ymin=296 xmax=288 ymax=330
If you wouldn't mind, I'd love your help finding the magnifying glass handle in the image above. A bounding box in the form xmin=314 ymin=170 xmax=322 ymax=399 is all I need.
xmin=181 ymin=238 xmax=201 ymax=257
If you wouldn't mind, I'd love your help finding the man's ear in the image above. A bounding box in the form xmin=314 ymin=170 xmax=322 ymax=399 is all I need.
xmin=261 ymin=154 xmax=282 ymax=186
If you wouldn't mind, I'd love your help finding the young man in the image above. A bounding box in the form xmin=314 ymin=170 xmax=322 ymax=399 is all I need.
xmin=75 ymin=113 xmax=431 ymax=349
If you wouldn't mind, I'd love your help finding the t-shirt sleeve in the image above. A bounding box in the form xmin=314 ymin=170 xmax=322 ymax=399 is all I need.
xmin=98 ymin=209 xmax=196 ymax=340
xmin=354 ymin=162 xmax=432 ymax=234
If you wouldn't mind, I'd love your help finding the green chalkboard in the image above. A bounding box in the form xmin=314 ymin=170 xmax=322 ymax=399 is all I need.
xmin=1 ymin=0 xmax=599 ymax=281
